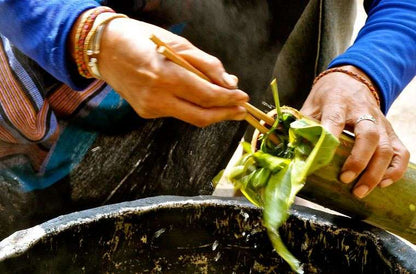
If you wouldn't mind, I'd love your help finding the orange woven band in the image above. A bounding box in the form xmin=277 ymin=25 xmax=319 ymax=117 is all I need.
xmin=313 ymin=67 xmax=381 ymax=107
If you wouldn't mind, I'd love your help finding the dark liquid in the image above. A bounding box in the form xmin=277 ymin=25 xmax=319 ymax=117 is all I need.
xmin=0 ymin=200 xmax=408 ymax=273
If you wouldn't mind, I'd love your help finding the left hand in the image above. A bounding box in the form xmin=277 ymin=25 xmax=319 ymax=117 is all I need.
xmin=301 ymin=65 xmax=410 ymax=199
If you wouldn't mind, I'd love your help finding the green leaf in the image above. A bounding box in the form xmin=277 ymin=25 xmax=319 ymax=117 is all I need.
xmin=252 ymin=151 xmax=290 ymax=173
xmin=211 ymin=169 xmax=224 ymax=188
xmin=251 ymin=168 xmax=271 ymax=189
xmin=290 ymin=118 xmax=340 ymax=179
xmin=264 ymin=166 xmax=303 ymax=273
xmin=223 ymin=99 xmax=339 ymax=273
xmin=267 ymin=227 xmax=303 ymax=273
xmin=271 ymin=78 xmax=282 ymax=120
xmin=241 ymin=141 xmax=253 ymax=154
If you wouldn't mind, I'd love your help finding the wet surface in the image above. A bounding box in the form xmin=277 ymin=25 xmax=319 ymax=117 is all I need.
xmin=0 ymin=196 xmax=414 ymax=273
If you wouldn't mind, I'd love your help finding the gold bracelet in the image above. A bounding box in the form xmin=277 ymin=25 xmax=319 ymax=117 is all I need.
xmin=313 ymin=67 xmax=381 ymax=107
xmin=83 ymin=13 xmax=128 ymax=79
xmin=74 ymin=7 xmax=115 ymax=78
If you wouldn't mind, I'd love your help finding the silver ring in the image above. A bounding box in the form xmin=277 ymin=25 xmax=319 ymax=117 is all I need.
xmin=356 ymin=114 xmax=376 ymax=124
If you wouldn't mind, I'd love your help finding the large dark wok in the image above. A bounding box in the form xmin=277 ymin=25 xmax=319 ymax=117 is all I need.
xmin=0 ymin=196 xmax=414 ymax=273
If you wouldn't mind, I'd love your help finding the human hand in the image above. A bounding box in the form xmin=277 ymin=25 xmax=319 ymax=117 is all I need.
xmin=97 ymin=17 xmax=248 ymax=127
xmin=300 ymin=65 xmax=410 ymax=199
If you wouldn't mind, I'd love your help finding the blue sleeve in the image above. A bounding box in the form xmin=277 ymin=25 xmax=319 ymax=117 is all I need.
xmin=329 ymin=0 xmax=416 ymax=113
xmin=0 ymin=0 xmax=100 ymax=90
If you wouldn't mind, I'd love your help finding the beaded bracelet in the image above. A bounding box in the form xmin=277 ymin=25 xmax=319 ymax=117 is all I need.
xmin=313 ymin=67 xmax=381 ymax=107
xmin=83 ymin=13 xmax=128 ymax=79
xmin=73 ymin=9 xmax=94 ymax=72
xmin=74 ymin=6 xmax=115 ymax=78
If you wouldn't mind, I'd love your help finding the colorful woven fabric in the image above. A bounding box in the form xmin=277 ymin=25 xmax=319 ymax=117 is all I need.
xmin=0 ymin=35 xmax=130 ymax=191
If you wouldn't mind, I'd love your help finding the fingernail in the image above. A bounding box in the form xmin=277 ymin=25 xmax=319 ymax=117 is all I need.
xmin=340 ymin=171 xmax=356 ymax=184
xmin=379 ymin=179 xmax=394 ymax=188
xmin=234 ymin=107 xmax=247 ymax=120
xmin=353 ymin=185 xmax=369 ymax=198
xmin=235 ymin=91 xmax=249 ymax=101
xmin=223 ymin=73 xmax=238 ymax=88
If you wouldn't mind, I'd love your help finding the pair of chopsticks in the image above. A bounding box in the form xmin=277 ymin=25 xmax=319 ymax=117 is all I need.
xmin=150 ymin=34 xmax=279 ymax=144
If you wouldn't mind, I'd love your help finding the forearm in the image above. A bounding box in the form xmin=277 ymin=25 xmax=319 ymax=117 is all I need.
xmin=0 ymin=0 xmax=100 ymax=90
xmin=329 ymin=0 xmax=416 ymax=113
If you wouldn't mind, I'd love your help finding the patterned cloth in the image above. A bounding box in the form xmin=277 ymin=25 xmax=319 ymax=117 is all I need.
xmin=0 ymin=35 xmax=130 ymax=191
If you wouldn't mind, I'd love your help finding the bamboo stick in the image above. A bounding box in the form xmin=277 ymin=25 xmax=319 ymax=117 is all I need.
xmin=249 ymin=108 xmax=416 ymax=243
xmin=151 ymin=35 xmax=276 ymax=128
xmin=157 ymin=46 xmax=211 ymax=82
xmin=244 ymin=103 xmax=275 ymax=126
xmin=301 ymin=134 xmax=416 ymax=244
xmin=245 ymin=114 xmax=280 ymax=145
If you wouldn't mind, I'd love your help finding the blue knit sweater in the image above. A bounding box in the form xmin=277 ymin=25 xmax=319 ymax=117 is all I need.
xmin=330 ymin=0 xmax=416 ymax=112
xmin=0 ymin=0 xmax=415 ymax=112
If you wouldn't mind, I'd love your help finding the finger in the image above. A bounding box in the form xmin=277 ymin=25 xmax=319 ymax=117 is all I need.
xmin=175 ymin=76 xmax=249 ymax=108
xmin=300 ymin=102 xmax=321 ymax=121
xmin=179 ymin=47 xmax=239 ymax=89
xmin=300 ymin=79 xmax=332 ymax=121
xmin=380 ymin=138 xmax=410 ymax=188
xmin=319 ymin=105 xmax=346 ymax=138
xmin=352 ymin=131 xmax=393 ymax=198
xmin=170 ymin=97 xmax=247 ymax=127
xmin=340 ymin=118 xmax=379 ymax=184
xmin=163 ymin=61 xmax=249 ymax=107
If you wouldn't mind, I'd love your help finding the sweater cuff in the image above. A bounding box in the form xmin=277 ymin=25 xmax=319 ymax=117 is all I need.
xmin=51 ymin=0 xmax=101 ymax=90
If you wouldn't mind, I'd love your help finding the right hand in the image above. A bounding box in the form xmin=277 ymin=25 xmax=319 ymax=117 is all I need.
xmin=300 ymin=66 xmax=409 ymax=198
xmin=98 ymin=18 xmax=249 ymax=127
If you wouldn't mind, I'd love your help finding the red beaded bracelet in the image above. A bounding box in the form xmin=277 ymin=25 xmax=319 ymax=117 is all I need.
xmin=83 ymin=13 xmax=128 ymax=78
xmin=313 ymin=67 xmax=381 ymax=107
xmin=74 ymin=6 xmax=115 ymax=78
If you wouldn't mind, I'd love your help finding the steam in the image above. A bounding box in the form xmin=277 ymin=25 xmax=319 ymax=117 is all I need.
xmin=158 ymin=0 xmax=281 ymax=104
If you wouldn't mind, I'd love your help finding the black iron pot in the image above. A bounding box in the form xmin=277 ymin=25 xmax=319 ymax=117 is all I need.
xmin=0 ymin=196 xmax=414 ymax=273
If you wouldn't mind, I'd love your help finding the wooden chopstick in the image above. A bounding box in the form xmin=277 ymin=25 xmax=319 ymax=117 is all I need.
xmin=151 ymin=36 xmax=275 ymax=126
xmin=150 ymin=35 xmax=279 ymax=144
xmin=245 ymin=115 xmax=280 ymax=145
xmin=243 ymin=103 xmax=275 ymax=126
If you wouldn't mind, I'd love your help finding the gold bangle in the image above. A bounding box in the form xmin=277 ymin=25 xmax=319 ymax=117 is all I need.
xmin=313 ymin=67 xmax=381 ymax=107
xmin=83 ymin=13 xmax=128 ymax=79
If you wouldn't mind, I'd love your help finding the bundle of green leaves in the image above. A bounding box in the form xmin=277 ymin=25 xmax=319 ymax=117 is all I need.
xmin=226 ymin=81 xmax=340 ymax=273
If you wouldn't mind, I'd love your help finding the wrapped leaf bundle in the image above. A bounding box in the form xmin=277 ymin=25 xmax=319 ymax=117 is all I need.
xmin=225 ymin=80 xmax=416 ymax=273
xmin=225 ymin=80 xmax=338 ymax=272
xmin=227 ymin=104 xmax=339 ymax=273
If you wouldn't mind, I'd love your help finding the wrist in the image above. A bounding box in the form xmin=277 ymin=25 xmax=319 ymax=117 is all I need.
xmin=84 ymin=13 xmax=128 ymax=78
xmin=336 ymin=65 xmax=381 ymax=107
xmin=315 ymin=65 xmax=381 ymax=107
xmin=68 ymin=7 xmax=128 ymax=79
xmin=69 ymin=9 xmax=95 ymax=63
xmin=99 ymin=17 xmax=130 ymax=54
xmin=337 ymin=65 xmax=377 ymax=90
